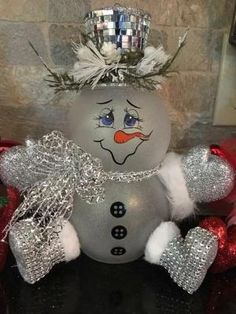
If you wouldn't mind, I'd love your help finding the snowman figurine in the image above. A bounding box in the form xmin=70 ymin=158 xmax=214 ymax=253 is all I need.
xmin=0 ymin=6 xmax=234 ymax=294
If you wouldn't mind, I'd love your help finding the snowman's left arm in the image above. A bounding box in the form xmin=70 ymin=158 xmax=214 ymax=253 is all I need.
xmin=145 ymin=146 xmax=234 ymax=293
xmin=157 ymin=146 xmax=235 ymax=221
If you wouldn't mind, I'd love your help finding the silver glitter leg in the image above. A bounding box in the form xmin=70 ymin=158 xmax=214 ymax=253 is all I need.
xmin=9 ymin=219 xmax=65 ymax=284
xmin=159 ymin=227 xmax=218 ymax=294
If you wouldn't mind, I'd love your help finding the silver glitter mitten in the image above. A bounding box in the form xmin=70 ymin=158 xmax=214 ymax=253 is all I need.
xmin=182 ymin=146 xmax=234 ymax=203
xmin=159 ymin=227 xmax=218 ymax=294
xmin=9 ymin=219 xmax=80 ymax=284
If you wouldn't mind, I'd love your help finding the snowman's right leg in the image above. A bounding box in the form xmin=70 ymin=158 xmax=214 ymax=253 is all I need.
xmin=9 ymin=219 xmax=80 ymax=284
xmin=144 ymin=222 xmax=218 ymax=294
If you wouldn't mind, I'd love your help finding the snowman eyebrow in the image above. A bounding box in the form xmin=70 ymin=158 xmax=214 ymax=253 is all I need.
xmin=96 ymin=99 xmax=113 ymax=105
xmin=126 ymin=99 xmax=141 ymax=109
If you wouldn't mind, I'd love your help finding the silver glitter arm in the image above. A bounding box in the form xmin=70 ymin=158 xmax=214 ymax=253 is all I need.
xmin=182 ymin=146 xmax=234 ymax=203
xmin=0 ymin=132 xmax=83 ymax=191
xmin=0 ymin=140 xmax=47 ymax=191
xmin=1 ymin=131 xmax=106 ymax=241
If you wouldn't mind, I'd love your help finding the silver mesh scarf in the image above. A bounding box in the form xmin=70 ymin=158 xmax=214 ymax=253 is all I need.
xmin=0 ymin=131 xmax=160 ymax=242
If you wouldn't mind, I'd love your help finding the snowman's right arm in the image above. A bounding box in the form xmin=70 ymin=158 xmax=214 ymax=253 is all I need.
xmin=0 ymin=139 xmax=81 ymax=284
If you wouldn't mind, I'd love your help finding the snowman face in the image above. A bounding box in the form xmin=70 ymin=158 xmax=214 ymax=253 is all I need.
xmin=68 ymin=86 xmax=171 ymax=172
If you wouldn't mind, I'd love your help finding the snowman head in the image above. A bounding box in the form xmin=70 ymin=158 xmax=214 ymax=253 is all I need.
xmin=68 ymin=85 xmax=171 ymax=172
xmin=43 ymin=5 xmax=186 ymax=171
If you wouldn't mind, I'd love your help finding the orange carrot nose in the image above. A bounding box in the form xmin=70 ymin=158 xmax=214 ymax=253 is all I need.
xmin=114 ymin=130 xmax=151 ymax=144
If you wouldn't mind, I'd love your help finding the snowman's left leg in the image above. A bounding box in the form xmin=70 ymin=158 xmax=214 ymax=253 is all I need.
xmin=144 ymin=222 xmax=218 ymax=294
xmin=9 ymin=219 xmax=80 ymax=284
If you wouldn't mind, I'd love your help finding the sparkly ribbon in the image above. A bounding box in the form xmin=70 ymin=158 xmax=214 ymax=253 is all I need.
xmin=0 ymin=131 xmax=159 ymax=241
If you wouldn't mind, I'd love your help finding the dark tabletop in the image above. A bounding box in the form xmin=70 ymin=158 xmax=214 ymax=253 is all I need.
xmin=0 ymin=251 xmax=236 ymax=314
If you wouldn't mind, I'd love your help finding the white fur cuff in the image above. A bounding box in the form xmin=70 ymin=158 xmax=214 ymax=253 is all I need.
xmin=59 ymin=221 xmax=80 ymax=262
xmin=144 ymin=221 xmax=180 ymax=265
xmin=158 ymin=152 xmax=195 ymax=221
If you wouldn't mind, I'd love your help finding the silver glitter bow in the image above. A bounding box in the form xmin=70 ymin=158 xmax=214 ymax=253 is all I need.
xmin=0 ymin=131 xmax=159 ymax=241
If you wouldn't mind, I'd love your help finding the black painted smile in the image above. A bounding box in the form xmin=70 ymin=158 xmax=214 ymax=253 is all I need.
xmin=93 ymin=139 xmax=146 ymax=165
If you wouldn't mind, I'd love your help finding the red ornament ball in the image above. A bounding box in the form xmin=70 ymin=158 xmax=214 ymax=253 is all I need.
xmin=200 ymin=217 xmax=236 ymax=273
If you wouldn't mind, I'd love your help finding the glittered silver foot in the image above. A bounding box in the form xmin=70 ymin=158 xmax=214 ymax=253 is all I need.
xmin=9 ymin=219 xmax=65 ymax=284
xmin=159 ymin=227 xmax=218 ymax=294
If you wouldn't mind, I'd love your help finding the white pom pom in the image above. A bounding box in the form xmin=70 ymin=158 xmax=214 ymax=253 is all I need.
xmin=144 ymin=46 xmax=157 ymax=57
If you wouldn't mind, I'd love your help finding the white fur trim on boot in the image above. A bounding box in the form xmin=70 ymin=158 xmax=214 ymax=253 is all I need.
xmin=144 ymin=221 xmax=180 ymax=264
xmin=158 ymin=152 xmax=195 ymax=221
xmin=59 ymin=221 xmax=80 ymax=262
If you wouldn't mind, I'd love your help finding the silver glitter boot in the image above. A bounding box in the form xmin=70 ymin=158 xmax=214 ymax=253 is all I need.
xmin=159 ymin=227 xmax=218 ymax=294
xmin=9 ymin=219 xmax=80 ymax=284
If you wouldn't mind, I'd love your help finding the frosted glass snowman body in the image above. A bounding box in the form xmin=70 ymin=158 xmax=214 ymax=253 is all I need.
xmin=68 ymin=86 xmax=172 ymax=263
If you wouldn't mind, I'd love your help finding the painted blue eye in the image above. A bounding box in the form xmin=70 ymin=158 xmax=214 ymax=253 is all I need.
xmin=100 ymin=110 xmax=114 ymax=126
xmin=124 ymin=113 xmax=138 ymax=127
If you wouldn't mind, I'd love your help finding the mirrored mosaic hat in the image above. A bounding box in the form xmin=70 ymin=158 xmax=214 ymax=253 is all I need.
xmin=30 ymin=5 xmax=188 ymax=92
xmin=84 ymin=5 xmax=151 ymax=51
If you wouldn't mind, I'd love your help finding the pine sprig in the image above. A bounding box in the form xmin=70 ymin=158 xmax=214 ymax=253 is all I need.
xmin=29 ymin=28 xmax=188 ymax=93
xmin=45 ymin=73 xmax=80 ymax=93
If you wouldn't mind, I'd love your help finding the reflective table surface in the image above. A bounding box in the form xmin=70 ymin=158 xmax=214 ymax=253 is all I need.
xmin=0 ymin=252 xmax=236 ymax=314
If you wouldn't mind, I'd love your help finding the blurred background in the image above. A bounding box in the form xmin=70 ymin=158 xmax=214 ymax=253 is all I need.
xmin=0 ymin=0 xmax=236 ymax=151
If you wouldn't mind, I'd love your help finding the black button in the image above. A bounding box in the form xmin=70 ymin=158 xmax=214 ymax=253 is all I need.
xmin=111 ymin=226 xmax=127 ymax=239
xmin=111 ymin=247 xmax=126 ymax=256
xmin=110 ymin=202 xmax=126 ymax=218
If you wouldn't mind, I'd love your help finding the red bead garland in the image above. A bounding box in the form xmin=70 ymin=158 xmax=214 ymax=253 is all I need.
xmin=0 ymin=139 xmax=21 ymax=272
